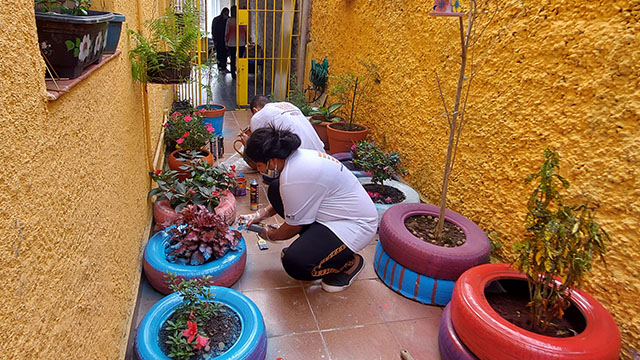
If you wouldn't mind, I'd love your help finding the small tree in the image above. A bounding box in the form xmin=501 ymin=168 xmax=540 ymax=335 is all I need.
xmin=512 ymin=148 xmax=609 ymax=332
xmin=352 ymin=140 xmax=406 ymax=185
xmin=430 ymin=0 xmax=526 ymax=239
xmin=329 ymin=61 xmax=380 ymax=131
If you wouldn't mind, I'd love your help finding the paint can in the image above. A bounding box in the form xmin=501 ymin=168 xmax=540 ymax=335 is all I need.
xmin=249 ymin=179 xmax=259 ymax=210
xmin=235 ymin=174 xmax=246 ymax=196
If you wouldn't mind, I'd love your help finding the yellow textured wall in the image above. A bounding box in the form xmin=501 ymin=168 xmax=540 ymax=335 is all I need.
xmin=310 ymin=0 xmax=639 ymax=357
xmin=0 ymin=0 xmax=172 ymax=358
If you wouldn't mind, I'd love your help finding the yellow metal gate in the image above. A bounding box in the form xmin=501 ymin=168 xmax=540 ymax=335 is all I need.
xmin=237 ymin=0 xmax=301 ymax=106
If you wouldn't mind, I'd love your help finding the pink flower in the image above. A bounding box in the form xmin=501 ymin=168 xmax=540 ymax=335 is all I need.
xmin=176 ymin=138 xmax=184 ymax=145
xmin=195 ymin=335 xmax=209 ymax=350
xmin=206 ymin=124 xmax=215 ymax=133
xmin=171 ymin=111 xmax=181 ymax=118
xmin=155 ymin=169 xmax=162 ymax=175
xmin=182 ymin=321 xmax=198 ymax=342
xmin=183 ymin=131 xmax=190 ymax=137
xmin=195 ymin=108 xmax=206 ymax=114
xmin=184 ymin=114 xmax=192 ymax=122
xmin=189 ymin=189 xmax=196 ymax=194
xmin=212 ymin=190 xmax=220 ymax=197
xmin=351 ymin=144 xmax=357 ymax=151
xmin=162 ymin=122 xmax=168 ymax=128
xmin=384 ymin=197 xmax=393 ymax=204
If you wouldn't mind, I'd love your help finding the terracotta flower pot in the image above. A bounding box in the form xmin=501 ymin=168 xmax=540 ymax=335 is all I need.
xmin=326 ymin=122 xmax=369 ymax=154
xmin=167 ymin=149 xmax=214 ymax=181
xmin=310 ymin=116 xmax=331 ymax=152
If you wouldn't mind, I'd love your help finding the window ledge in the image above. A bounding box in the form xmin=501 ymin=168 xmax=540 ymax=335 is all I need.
xmin=46 ymin=49 xmax=121 ymax=101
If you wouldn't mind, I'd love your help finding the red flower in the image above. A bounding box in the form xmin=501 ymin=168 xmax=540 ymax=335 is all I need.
xmin=182 ymin=321 xmax=198 ymax=342
xmin=189 ymin=189 xmax=196 ymax=194
xmin=171 ymin=111 xmax=181 ymax=118
xmin=155 ymin=169 xmax=162 ymax=175
xmin=162 ymin=122 xmax=168 ymax=128
xmin=176 ymin=138 xmax=184 ymax=145
xmin=195 ymin=335 xmax=210 ymax=350
xmin=230 ymin=165 xmax=236 ymax=172
xmin=184 ymin=115 xmax=192 ymax=122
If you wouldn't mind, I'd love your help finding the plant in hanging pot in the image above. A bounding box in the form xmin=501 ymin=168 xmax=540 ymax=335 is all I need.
xmin=149 ymin=162 xmax=238 ymax=229
xmin=444 ymin=148 xmax=620 ymax=360
xmin=305 ymin=57 xmax=330 ymax=107
xmin=128 ymin=2 xmax=200 ymax=83
xmin=325 ymin=61 xmax=380 ymax=154
xmin=34 ymin=0 xmax=114 ymax=79
xmin=143 ymin=204 xmax=246 ymax=294
xmin=135 ymin=273 xmax=267 ymax=360
xmin=164 ymin=109 xmax=217 ymax=180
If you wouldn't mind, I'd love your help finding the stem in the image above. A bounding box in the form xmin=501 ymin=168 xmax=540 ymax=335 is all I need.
xmin=349 ymin=77 xmax=359 ymax=131
xmin=434 ymin=9 xmax=472 ymax=239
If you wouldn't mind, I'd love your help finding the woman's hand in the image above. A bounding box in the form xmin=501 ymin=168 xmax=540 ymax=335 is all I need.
xmin=238 ymin=207 xmax=269 ymax=226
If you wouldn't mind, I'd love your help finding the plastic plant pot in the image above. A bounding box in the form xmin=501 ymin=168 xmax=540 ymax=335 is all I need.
xmin=197 ymin=104 xmax=226 ymax=136
xmin=103 ymin=13 xmax=125 ymax=54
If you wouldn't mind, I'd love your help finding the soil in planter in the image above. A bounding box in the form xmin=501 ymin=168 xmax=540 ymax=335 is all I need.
xmin=404 ymin=215 xmax=466 ymax=247
xmin=364 ymin=183 xmax=406 ymax=204
xmin=159 ymin=303 xmax=242 ymax=359
xmin=331 ymin=123 xmax=366 ymax=132
xmin=485 ymin=279 xmax=586 ymax=338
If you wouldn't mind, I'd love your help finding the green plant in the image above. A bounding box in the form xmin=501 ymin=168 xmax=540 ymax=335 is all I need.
xmin=149 ymin=162 xmax=237 ymax=215
xmin=328 ymin=61 xmax=380 ymax=131
xmin=309 ymin=102 xmax=343 ymax=124
xmin=163 ymin=273 xmax=218 ymax=360
xmin=512 ymin=148 xmax=609 ymax=332
xmin=164 ymin=109 xmax=215 ymax=150
xmin=167 ymin=204 xmax=242 ymax=265
xmin=35 ymin=0 xmax=92 ymax=15
xmin=306 ymin=58 xmax=329 ymax=102
xmin=128 ymin=3 xmax=201 ymax=82
xmin=352 ymin=140 xmax=406 ymax=186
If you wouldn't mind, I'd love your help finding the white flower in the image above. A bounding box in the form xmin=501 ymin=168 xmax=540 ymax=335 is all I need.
xmin=78 ymin=34 xmax=91 ymax=61
xmin=94 ymin=31 xmax=103 ymax=54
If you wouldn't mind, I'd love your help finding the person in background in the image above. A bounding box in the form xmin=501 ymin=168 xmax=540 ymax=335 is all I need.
xmin=225 ymin=5 xmax=247 ymax=79
xmin=240 ymin=127 xmax=378 ymax=292
xmin=211 ymin=7 xmax=229 ymax=73
xmin=243 ymin=95 xmax=326 ymax=153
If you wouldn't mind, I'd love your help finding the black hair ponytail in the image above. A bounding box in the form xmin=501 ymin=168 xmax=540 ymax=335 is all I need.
xmin=244 ymin=126 xmax=301 ymax=163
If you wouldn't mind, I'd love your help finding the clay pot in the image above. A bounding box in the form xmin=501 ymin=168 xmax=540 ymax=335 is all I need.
xmin=310 ymin=116 xmax=331 ymax=152
xmin=167 ymin=149 xmax=214 ymax=181
xmin=326 ymin=122 xmax=369 ymax=154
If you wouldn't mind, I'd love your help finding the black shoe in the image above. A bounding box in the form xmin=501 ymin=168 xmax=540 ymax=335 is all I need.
xmin=321 ymin=254 xmax=364 ymax=293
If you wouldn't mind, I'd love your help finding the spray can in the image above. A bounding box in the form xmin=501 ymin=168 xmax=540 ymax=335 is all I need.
xmin=235 ymin=174 xmax=247 ymax=196
xmin=249 ymin=179 xmax=259 ymax=210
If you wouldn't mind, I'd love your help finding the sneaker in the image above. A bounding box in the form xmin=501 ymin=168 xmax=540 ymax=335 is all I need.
xmin=321 ymin=254 xmax=365 ymax=293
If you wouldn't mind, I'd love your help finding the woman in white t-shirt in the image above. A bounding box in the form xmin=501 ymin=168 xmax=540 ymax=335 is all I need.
xmin=242 ymin=127 xmax=378 ymax=292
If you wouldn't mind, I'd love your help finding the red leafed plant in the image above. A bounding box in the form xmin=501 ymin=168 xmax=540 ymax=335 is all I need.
xmin=167 ymin=204 xmax=241 ymax=265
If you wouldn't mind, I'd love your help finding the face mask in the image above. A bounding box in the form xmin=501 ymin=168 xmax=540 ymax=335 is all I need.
xmin=262 ymin=160 xmax=280 ymax=179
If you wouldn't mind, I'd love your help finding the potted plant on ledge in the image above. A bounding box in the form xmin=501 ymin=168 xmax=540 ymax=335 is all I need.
xmin=326 ymin=61 xmax=380 ymax=154
xmin=143 ymin=204 xmax=247 ymax=295
xmin=135 ymin=273 xmax=267 ymax=359
xmin=128 ymin=2 xmax=200 ymax=83
xmin=34 ymin=0 xmax=114 ymax=79
xmin=441 ymin=148 xmax=620 ymax=360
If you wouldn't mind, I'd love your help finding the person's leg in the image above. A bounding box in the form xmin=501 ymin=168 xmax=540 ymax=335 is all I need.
xmin=215 ymin=43 xmax=227 ymax=71
xmin=281 ymin=222 xmax=359 ymax=282
xmin=229 ymin=46 xmax=237 ymax=76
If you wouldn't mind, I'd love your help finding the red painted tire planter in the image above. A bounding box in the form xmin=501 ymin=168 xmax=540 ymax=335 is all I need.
xmin=438 ymin=304 xmax=478 ymax=360
xmin=143 ymin=228 xmax=247 ymax=295
xmin=168 ymin=149 xmax=215 ymax=181
xmin=136 ymin=286 xmax=266 ymax=360
xmin=450 ymin=263 xmax=621 ymax=360
xmin=379 ymin=203 xmax=490 ymax=281
xmin=153 ymin=189 xmax=237 ymax=230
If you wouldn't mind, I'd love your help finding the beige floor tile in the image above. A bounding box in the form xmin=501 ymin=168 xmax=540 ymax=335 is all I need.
xmin=387 ymin=318 xmax=442 ymax=360
xmin=266 ymin=332 xmax=329 ymax=360
xmin=322 ymin=323 xmax=402 ymax=360
xmin=360 ymin=279 xmax=443 ymax=322
xmin=243 ymin=287 xmax=318 ymax=337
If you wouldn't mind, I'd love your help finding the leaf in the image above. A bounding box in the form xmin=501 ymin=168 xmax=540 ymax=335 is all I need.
xmin=74 ymin=49 xmax=79 ymax=57
xmin=64 ymin=40 xmax=75 ymax=51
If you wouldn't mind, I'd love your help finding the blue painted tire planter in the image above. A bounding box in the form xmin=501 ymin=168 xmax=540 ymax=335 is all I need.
xmin=373 ymin=242 xmax=454 ymax=306
xmin=358 ymin=177 xmax=421 ymax=225
xmin=379 ymin=203 xmax=490 ymax=281
xmin=143 ymin=227 xmax=247 ymax=295
xmin=136 ymin=286 xmax=267 ymax=360
xmin=438 ymin=304 xmax=479 ymax=360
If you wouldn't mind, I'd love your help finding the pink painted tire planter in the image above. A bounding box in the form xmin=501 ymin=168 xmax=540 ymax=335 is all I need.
xmin=438 ymin=304 xmax=478 ymax=360
xmin=153 ymin=189 xmax=237 ymax=230
xmin=379 ymin=203 xmax=490 ymax=281
xmin=143 ymin=227 xmax=247 ymax=295
xmin=450 ymin=263 xmax=621 ymax=360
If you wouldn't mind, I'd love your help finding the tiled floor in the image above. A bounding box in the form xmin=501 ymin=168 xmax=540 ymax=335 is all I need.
xmin=125 ymin=109 xmax=444 ymax=360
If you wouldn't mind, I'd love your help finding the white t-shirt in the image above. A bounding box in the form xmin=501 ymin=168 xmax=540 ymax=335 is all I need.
xmin=250 ymin=102 xmax=326 ymax=153
xmin=279 ymin=149 xmax=378 ymax=252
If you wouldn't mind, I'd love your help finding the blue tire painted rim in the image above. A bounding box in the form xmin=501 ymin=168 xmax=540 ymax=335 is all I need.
xmin=143 ymin=226 xmax=247 ymax=294
xmin=136 ymin=286 xmax=267 ymax=360
xmin=374 ymin=241 xmax=454 ymax=306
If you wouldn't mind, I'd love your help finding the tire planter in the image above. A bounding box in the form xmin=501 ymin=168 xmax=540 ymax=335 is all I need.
xmin=331 ymin=152 xmax=371 ymax=178
xmin=153 ymin=189 xmax=237 ymax=230
xmin=438 ymin=304 xmax=478 ymax=360
xmin=168 ymin=149 xmax=215 ymax=181
xmin=136 ymin=286 xmax=267 ymax=360
xmin=143 ymin=228 xmax=247 ymax=295
xmin=374 ymin=242 xmax=454 ymax=306
xmin=379 ymin=203 xmax=490 ymax=281
xmin=450 ymin=263 xmax=621 ymax=360
xmin=358 ymin=177 xmax=421 ymax=224
xmin=326 ymin=122 xmax=368 ymax=154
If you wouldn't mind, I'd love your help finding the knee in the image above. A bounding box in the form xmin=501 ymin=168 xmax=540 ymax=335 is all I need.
xmin=281 ymin=251 xmax=310 ymax=281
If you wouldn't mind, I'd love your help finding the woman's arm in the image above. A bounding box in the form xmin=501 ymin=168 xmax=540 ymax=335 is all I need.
xmin=262 ymin=222 xmax=302 ymax=241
